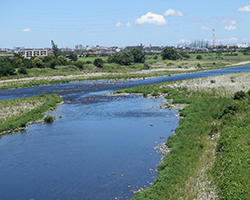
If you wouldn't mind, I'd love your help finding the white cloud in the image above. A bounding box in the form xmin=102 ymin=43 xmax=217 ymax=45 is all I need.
xmin=243 ymin=37 xmax=250 ymax=41
xmin=237 ymin=5 xmax=250 ymax=12
xmin=218 ymin=37 xmax=238 ymax=43
xmin=114 ymin=22 xmax=124 ymax=27
xmin=224 ymin=25 xmax=237 ymax=30
xmin=201 ymin=26 xmax=210 ymax=31
xmin=126 ymin=22 xmax=133 ymax=27
xmin=22 ymin=28 xmax=32 ymax=32
xmin=222 ymin=17 xmax=241 ymax=25
xmin=163 ymin=9 xmax=184 ymax=16
xmin=135 ymin=12 xmax=168 ymax=25
xmin=190 ymin=18 xmax=204 ymax=22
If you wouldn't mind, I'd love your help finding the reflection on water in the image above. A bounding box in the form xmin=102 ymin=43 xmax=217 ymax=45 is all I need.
xmin=0 ymin=95 xmax=179 ymax=199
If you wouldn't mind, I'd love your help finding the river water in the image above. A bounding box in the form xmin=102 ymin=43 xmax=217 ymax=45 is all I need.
xmin=0 ymin=65 xmax=249 ymax=200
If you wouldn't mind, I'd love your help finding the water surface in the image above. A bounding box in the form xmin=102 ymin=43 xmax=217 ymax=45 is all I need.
xmin=0 ymin=95 xmax=179 ymax=199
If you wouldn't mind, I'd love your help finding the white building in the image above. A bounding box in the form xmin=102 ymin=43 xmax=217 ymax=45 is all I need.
xmin=20 ymin=50 xmax=48 ymax=58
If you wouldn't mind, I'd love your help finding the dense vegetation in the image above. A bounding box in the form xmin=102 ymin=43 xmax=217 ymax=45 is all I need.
xmin=115 ymin=83 xmax=250 ymax=199
xmin=107 ymin=48 xmax=145 ymax=65
xmin=0 ymin=49 xmax=250 ymax=92
xmin=161 ymin=46 xmax=181 ymax=60
xmin=0 ymin=94 xmax=63 ymax=134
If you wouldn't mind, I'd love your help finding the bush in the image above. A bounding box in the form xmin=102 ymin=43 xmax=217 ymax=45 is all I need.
xmin=69 ymin=52 xmax=78 ymax=61
xmin=0 ymin=62 xmax=16 ymax=77
xmin=183 ymin=54 xmax=191 ymax=59
xmin=143 ymin=63 xmax=150 ymax=70
xmin=44 ymin=115 xmax=55 ymax=123
xmin=93 ymin=58 xmax=104 ymax=68
xmin=74 ymin=61 xmax=85 ymax=69
xmin=233 ymin=91 xmax=246 ymax=100
xmin=247 ymin=89 xmax=250 ymax=96
xmin=196 ymin=55 xmax=202 ymax=60
xmin=18 ymin=67 xmax=28 ymax=74
xmin=46 ymin=59 xmax=58 ymax=69
xmin=197 ymin=63 xmax=201 ymax=68
xmin=210 ymin=79 xmax=216 ymax=83
xmin=57 ymin=55 xmax=67 ymax=65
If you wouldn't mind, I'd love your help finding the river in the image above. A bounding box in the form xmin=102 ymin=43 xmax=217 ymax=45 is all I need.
xmin=0 ymin=65 xmax=249 ymax=200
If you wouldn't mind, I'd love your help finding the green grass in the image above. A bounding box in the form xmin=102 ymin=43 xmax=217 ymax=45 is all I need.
xmin=115 ymin=81 xmax=250 ymax=199
xmin=0 ymin=94 xmax=63 ymax=134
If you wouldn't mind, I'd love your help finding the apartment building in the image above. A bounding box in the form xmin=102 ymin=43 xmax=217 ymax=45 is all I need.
xmin=20 ymin=50 xmax=48 ymax=58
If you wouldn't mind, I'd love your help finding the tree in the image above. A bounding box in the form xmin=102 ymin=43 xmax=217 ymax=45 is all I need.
xmin=46 ymin=59 xmax=57 ymax=69
xmin=69 ymin=52 xmax=78 ymax=61
xmin=57 ymin=55 xmax=67 ymax=65
xmin=119 ymin=51 xmax=134 ymax=65
xmin=0 ymin=62 xmax=16 ymax=77
xmin=179 ymin=51 xmax=186 ymax=57
xmin=161 ymin=46 xmax=180 ymax=60
xmin=51 ymin=40 xmax=60 ymax=58
xmin=12 ymin=57 xmax=23 ymax=68
xmin=131 ymin=48 xmax=145 ymax=63
xmin=110 ymin=51 xmax=134 ymax=65
xmin=43 ymin=54 xmax=55 ymax=63
xmin=93 ymin=58 xmax=104 ymax=68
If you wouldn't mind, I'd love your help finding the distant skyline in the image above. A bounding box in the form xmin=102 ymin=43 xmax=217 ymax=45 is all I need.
xmin=1 ymin=0 xmax=250 ymax=49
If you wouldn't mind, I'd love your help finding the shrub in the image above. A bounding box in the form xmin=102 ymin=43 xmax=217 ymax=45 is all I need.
xmin=196 ymin=55 xmax=202 ymax=60
xmin=197 ymin=63 xmax=201 ymax=68
xmin=143 ymin=63 xmax=150 ymax=70
xmin=74 ymin=61 xmax=85 ymax=69
xmin=93 ymin=58 xmax=104 ymax=68
xmin=18 ymin=67 xmax=28 ymax=74
xmin=210 ymin=79 xmax=216 ymax=83
xmin=183 ymin=54 xmax=191 ymax=59
xmin=69 ymin=52 xmax=78 ymax=61
xmin=247 ymin=89 xmax=250 ymax=96
xmin=233 ymin=91 xmax=246 ymax=100
xmin=44 ymin=115 xmax=55 ymax=123
xmin=46 ymin=59 xmax=58 ymax=69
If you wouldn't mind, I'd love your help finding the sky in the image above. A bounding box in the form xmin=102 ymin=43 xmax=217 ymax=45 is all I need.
xmin=1 ymin=0 xmax=250 ymax=49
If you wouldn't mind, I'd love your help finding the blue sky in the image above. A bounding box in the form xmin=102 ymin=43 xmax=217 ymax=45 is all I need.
xmin=1 ymin=0 xmax=250 ymax=48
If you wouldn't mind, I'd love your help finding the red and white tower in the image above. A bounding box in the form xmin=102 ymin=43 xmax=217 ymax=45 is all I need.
xmin=211 ymin=29 xmax=216 ymax=48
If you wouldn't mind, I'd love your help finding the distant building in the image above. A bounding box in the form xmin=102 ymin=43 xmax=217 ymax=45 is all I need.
xmin=124 ymin=43 xmax=144 ymax=51
xmin=75 ymin=44 xmax=83 ymax=50
xmin=20 ymin=50 xmax=48 ymax=58
xmin=0 ymin=54 xmax=14 ymax=59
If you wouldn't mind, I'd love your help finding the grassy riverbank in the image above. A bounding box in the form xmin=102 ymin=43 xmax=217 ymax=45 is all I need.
xmin=1 ymin=53 xmax=250 ymax=91
xmin=0 ymin=94 xmax=63 ymax=135
xmin=114 ymin=72 xmax=250 ymax=199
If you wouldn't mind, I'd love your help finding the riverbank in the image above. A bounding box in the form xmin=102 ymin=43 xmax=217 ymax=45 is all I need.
xmin=0 ymin=94 xmax=63 ymax=135
xmin=1 ymin=58 xmax=250 ymax=91
xmin=114 ymin=71 xmax=250 ymax=199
